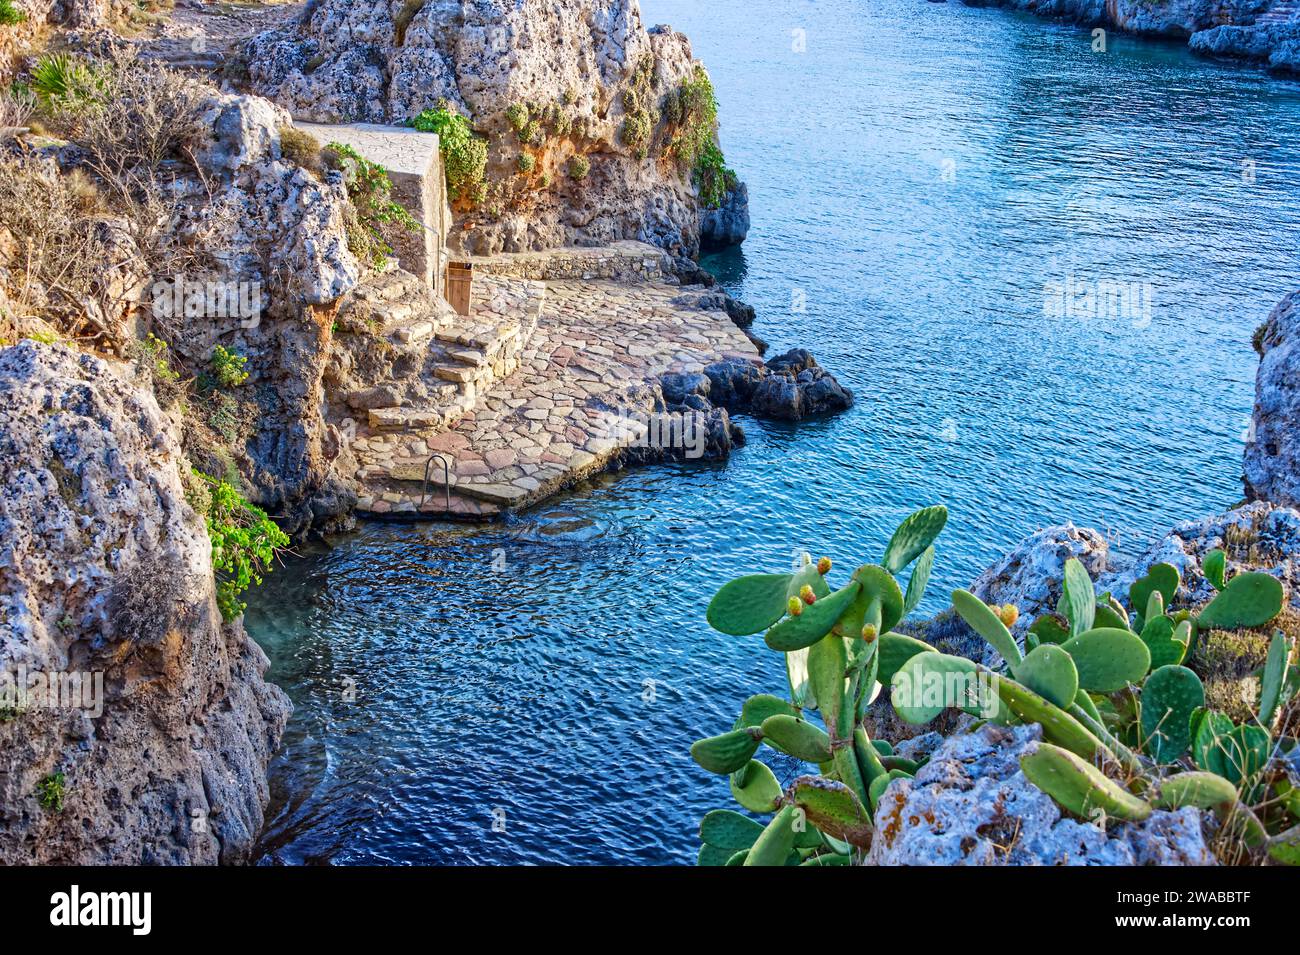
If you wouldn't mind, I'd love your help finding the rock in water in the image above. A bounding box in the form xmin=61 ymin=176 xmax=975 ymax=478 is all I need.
xmin=0 ymin=343 xmax=290 ymax=864
xmin=243 ymin=0 xmax=749 ymax=257
xmin=868 ymin=724 xmax=1215 ymax=865
xmin=703 ymin=348 xmax=854 ymax=421
xmin=1245 ymin=289 xmax=1300 ymax=508
xmin=699 ymin=180 xmax=750 ymax=248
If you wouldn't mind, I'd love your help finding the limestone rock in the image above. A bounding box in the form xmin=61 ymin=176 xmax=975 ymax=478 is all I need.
xmin=868 ymin=723 xmax=1216 ymax=865
xmin=1245 ymin=290 xmax=1300 ymax=506
xmin=1190 ymin=22 xmax=1300 ymax=73
xmin=243 ymin=0 xmax=749 ymax=257
xmin=0 ymin=342 xmax=289 ymax=864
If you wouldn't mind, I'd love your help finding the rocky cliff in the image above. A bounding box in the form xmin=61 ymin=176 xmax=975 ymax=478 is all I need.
xmin=242 ymin=0 xmax=749 ymax=256
xmin=0 ymin=343 xmax=290 ymax=864
xmin=962 ymin=0 xmax=1300 ymax=73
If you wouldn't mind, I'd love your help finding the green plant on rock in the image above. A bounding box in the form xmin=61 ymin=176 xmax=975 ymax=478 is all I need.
xmin=412 ymin=102 xmax=488 ymax=204
xmin=28 ymin=53 xmax=105 ymax=111
xmin=36 ymin=772 xmax=65 ymax=812
xmin=927 ymin=555 xmax=1300 ymax=865
xmin=209 ymin=344 xmax=248 ymax=389
xmin=566 ymin=155 xmax=590 ymax=181
xmin=0 ymin=0 xmax=27 ymax=26
xmin=193 ymin=470 xmax=289 ymax=621
xmin=326 ymin=141 xmax=420 ymax=265
xmin=516 ymin=152 xmax=535 ymax=175
xmin=693 ymin=140 xmax=736 ymax=210
xmin=693 ymin=505 xmax=950 ymax=865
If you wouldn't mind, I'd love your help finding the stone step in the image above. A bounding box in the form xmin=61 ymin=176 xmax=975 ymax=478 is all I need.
xmin=435 ymin=319 xmax=520 ymax=353
xmin=386 ymin=464 xmax=530 ymax=507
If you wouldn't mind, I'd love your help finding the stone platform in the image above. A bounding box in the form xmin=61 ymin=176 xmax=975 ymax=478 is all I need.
xmin=350 ymin=271 xmax=761 ymax=519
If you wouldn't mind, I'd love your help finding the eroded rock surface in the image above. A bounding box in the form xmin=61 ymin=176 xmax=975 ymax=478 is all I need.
xmin=868 ymin=723 xmax=1215 ymax=865
xmin=1245 ymin=289 xmax=1300 ymax=507
xmin=243 ymin=0 xmax=748 ymax=256
xmin=0 ymin=342 xmax=289 ymax=864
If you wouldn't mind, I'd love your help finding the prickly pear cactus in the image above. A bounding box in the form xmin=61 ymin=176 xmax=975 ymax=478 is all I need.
xmin=692 ymin=506 xmax=947 ymax=865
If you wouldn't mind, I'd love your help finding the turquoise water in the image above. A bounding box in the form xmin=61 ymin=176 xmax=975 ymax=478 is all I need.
xmin=245 ymin=0 xmax=1300 ymax=864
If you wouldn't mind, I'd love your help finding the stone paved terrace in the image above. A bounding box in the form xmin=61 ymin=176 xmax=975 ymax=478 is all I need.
xmin=351 ymin=272 xmax=762 ymax=519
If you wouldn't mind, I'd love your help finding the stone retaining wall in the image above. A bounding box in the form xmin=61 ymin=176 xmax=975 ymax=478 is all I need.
xmin=468 ymin=240 xmax=674 ymax=284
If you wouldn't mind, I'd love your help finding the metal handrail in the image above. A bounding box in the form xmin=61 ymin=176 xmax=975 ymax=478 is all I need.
xmin=419 ymin=453 xmax=452 ymax=514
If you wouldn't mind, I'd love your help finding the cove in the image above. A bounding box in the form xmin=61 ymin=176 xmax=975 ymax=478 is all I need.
xmin=245 ymin=0 xmax=1300 ymax=864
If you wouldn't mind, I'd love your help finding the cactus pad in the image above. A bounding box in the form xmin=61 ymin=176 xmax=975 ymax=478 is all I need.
xmin=1196 ymin=571 xmax=1284 ymax=631
xmin=1059 ymin=627 xmax=1151 ymax=692
xmin=1020 ymin=742 xmax=1152 ymax=822
xmin=1140 ymin=665 xmax=1204 ymax=763
xmin=882 ymin=505 xmax=948 ymax=575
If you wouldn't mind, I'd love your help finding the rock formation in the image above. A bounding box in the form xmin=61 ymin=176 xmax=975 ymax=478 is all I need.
xmin=962 ymin=0 xmax=1300 ymax=74
xmin=869 ymin=723 xmax=1216 ymax=865
xmin=0 ymin=343 xmax=289 ymax=864
xmin=242 ymin=0 xmax=749 ymax=256
xmin=1244 ymin=289 xmax=1300 ymax=508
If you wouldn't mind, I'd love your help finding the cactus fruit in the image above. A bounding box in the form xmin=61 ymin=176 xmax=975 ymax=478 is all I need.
xmin=1203 ymin=549 xmax=1227 ymax=591
xmin=1020 ymin=742 xmax=1153 ymax=822
xmin=765 ymin=581 xmax=861 ymax=652
xmin=1011 ymin=643 xmax=1079 ymax=709
xmin=691 ymin=727 xmax=763 ymax=774
xmin=1153 ymin=772 xmax=1238 ymax=811
xmin=1129 ymin=562 xmax=1180 ymax=626
xmin=817 ymin=556 xmax=832 ymax=575
xmin=787 ymin=596 xmax=803 ymax=617
xmin=1197 ymin=571 xmax=1284 ymax=630
xmin=1059 ymin=627 xmax=1151 ymax=692
xmin=789 ymin=776 xmax=873 ymax=848
xmin=744 ymin=805 xmax=799 ymax=866
xmin=800 ymin=584 xmax=817 ymax=605
xmin=761 ymin=714 xmax=833 ymax=763
xmin=1139 ymin=665 xmax=1205 ymax=763
xmin=998 ymin=603 xmax=1020 ymax=628
xmin=699 ymin=809 xmax=765 ymax=851
xmin=860 ymin=623 xmax=878 ymax=642
xmin=951 ymin=588 xmax=1022 ymax=667
xmin=902 ymin=545 xmax=935 ymax=617
xmin=882 ymin=505 xmax=949 ymax=575
xmin=729 ymin=760 xmax=782 ymax=813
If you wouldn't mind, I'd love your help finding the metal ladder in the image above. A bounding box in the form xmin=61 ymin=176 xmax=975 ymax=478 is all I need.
xmin=419 ymin=453 xmax=452 ymax=515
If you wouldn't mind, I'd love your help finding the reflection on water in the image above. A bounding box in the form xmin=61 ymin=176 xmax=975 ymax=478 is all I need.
xmin=245 ymin=0 xmax=1300 ymax=864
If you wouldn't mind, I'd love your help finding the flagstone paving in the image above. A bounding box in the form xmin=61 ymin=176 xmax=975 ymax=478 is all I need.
xmin=351 ymin=271 xmax=761 ymax=519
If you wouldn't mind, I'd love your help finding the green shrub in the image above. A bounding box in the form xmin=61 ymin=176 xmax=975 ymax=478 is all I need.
xmin=28 ymin=53 xmax=105 ymax=111
xmin=0 ymin=0 xmax=26 ymax=26
xmin=412 ymin=103 xmax=488 ymax=204
xmin=516 ymin=152 xmax=535 ymax=174
xmin=504 ymin=102 xmax=529 ymax=134
xmin=326 ymin=141 xmax=420 ymax=264
xmin=667 ymin=64 xmax=718 ymax=167
xmin=36 ymin=773 xmax=65 ymax=812
xmin=621 ymin=109 xmax=652 ymax=160
xmin=210 ymin=345 xmax=248 ymax=389
xmin=193 ymin=470 xmax=289 ymax=621
xmin=567 ymin=155 xmax=590 ymax=181
xmin=693 ymin=140 xmax=736 ymax=209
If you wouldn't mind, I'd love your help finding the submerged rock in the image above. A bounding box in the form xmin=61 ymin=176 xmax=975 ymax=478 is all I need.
xmin=868 ymin=723 xmax=1215 ymax=865
xmin=0 ymin=342 xmax=289 ymax=864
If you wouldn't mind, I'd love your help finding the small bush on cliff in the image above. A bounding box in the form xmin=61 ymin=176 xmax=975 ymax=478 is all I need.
xmin=412 ymin=103 xmax=488 ymax=205
xmin=567 ymin=155 xmax=590 ymax=181
xmin=0 ymin=1 xmax=26 ymax=28
xmin=193 ymin=470 xmax=290 ymax=621
xmin=209 ymin=345 xmax=248 ymax=389
xmin=693 ymin=140 xmax=737 ymax=210
xmin=278 ymin=125 xmax=325 ymax=176
xmin=516 ymin=152 xmax=535 ymax=175
xmin=36 ymin=773 xmax=65 ymax=813
xmin=326 ymin=142 xmax=420 ymax=266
